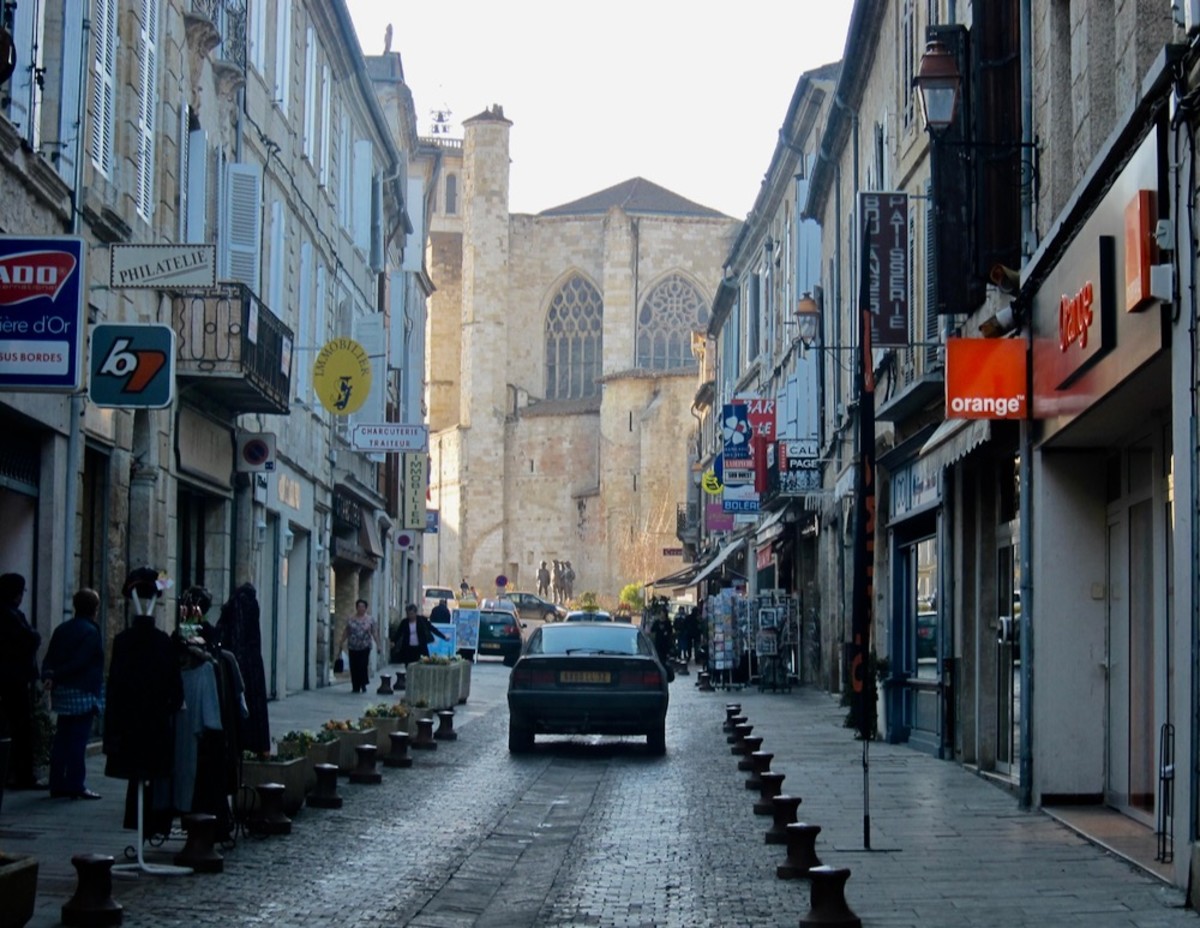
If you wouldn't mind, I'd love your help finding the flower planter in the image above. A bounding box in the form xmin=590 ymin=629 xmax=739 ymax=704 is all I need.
xmin=405 ymin=663 xmax=458 ymax=710
xmin=238 ymin=757 xmax=307 ymax=817
xmin=360 ymin=716 xmax=407 ymax=753
xmin=454 ymin=661 xmax=472 ymax=704
xmin=332 ymin=729 xmax=376 ymax=774
xmin=0 ymin=853 xmax=37 ymax=928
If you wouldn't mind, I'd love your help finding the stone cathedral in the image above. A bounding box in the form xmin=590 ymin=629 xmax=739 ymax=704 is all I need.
xmin=423 ymin=105 xmax=739 ymax=604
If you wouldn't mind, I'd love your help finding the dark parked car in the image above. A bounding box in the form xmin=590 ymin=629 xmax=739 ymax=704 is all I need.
xmin=507 ymin=622 xmax=672 ymax=755
xmin=502 ymin=591 xmax=565 ymax=622
xmin=476 ymin=609 xmax=525 ymax=666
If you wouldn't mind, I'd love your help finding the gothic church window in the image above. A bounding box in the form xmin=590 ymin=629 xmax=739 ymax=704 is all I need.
xmin=637 ymin=273 xmax=707 ymax=370
xmin=545 ymin=275 xmax=603 ymax=400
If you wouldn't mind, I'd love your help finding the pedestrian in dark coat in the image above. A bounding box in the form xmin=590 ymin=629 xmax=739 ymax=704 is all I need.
xmin=216 ymin=583 xmax=271 ymax=755
xmin=42 ymin=588 xmax=105 ymax=798
xmin=0 ymin=572 xmax=43 ymax=789
xmin=393 ymin=603 xmax=449 ymax=669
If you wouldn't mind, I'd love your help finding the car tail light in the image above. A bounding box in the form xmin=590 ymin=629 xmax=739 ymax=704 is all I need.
xmin=503 ymin=623 xmax=520 ymax=636
xmin=511 ymin=668 xmax=555 ymax=688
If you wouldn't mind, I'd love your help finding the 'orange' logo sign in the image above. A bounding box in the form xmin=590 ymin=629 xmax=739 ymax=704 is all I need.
xmin=945 ymin=338 xmax=1027 ymax=419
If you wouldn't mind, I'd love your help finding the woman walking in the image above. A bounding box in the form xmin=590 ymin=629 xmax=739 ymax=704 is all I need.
xmin=339 ymin=599 xmax=379 ymax=693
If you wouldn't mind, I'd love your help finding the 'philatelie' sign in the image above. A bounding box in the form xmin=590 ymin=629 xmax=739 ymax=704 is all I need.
xmin=109 ymin=244 xmax=217 ymax=289
xmin=0 ymin=237 xmax=85 ymax=391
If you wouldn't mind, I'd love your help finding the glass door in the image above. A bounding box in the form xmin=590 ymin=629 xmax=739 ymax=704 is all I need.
xmin=995 ymin=543 xmax=1020 ymax=776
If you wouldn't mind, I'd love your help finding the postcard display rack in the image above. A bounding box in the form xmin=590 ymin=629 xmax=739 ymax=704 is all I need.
xmin=753 ymin=589 xmax=798 ymax=693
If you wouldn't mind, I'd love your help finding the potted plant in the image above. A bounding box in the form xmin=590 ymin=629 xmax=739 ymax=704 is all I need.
xmin=361 ymin=703 xmax=411 ymax=752
xmin=238 ymin=749 xmax=308 ymax=817
xmin=322 ymin=719 xmax=376 ymax=773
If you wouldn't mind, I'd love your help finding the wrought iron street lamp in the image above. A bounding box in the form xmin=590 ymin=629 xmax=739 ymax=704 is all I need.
xmin=914 ymin=39 xmax=961 ymax=135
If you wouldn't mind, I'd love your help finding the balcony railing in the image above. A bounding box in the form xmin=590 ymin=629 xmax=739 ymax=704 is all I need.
xmin=190 ymin=0 xmax=246 ymax=72
xmin=172 ymin=283 xmax=293 ymax=415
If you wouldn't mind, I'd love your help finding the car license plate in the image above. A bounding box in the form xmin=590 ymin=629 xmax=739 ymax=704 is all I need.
xmin=560 ymin=670 xmax=610 ymax=684
xmin=480 ymin=642 xmax=500 ymax=650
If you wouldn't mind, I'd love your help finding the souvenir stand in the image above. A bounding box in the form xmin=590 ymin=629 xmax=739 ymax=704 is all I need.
xmin=705 ymin=590 xmax=744 ymax=689
xmin=752 ymin=589 xmax=798 ymax=692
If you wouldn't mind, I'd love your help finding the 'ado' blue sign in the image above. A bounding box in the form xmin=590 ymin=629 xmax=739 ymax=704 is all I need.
xmin=0 ymin=236 xmax=86 ymax=391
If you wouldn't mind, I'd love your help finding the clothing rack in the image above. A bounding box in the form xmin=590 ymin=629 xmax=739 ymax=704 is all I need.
xmin=112 ymin=781 xmax=192 ymax=877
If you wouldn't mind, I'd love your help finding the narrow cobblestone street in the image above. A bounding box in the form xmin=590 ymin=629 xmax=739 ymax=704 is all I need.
xmin=6 ymin=662 xmax=1197 ymax=927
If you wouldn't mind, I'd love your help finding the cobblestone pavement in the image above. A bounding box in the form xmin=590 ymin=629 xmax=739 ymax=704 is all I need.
xmin=6 ymin=662 xmax=1199 ymax=927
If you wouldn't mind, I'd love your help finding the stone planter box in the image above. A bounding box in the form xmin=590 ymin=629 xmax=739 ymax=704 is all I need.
xmin=406 ymin=707 xmax=435 ymax=738
xmin=454 ymin=661 xmax=472 ymax=704
xmin=332 ymin=729 xmax=376 ymax=773
xmin=360 ymin=716 xmax=408 ymax=752
xmin=0 ymin=853 xmax=37 ymax=928
xmin=275 ymin=738 xmax=337 ymax=794
xmin=405 ymin=663 xmax=458 ymax=710
xmin=238 ymin=756 xmax=307 ymax=817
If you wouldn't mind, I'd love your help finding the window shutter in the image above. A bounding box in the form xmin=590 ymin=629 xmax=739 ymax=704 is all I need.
xmin=924 ymin=178 xmax=939 ymax=368
xmin=388 ymin=270 xmax=405 ymax=370
xmin=297 ymin=241 xmax=313 ymax=402
xmin=222 ymin=162 xmax=262 ymax=289
xmin=135 ymin=0 xmax=160 ymax=220
xmin=303 ymin=27 xmax=316 ymax=160
xmin=178 ymin=104 xmax=189 ymax=239
xmin=402 ymin=176 xmax=424 ymax=273
xmin=353 ymin=139 xmax=372 ymax=251
xmin=351 ymin=312 xmax=385 ymax=428
xmin=186 ymin=127 xmax=208 ymax=241
xmin=7 ymin=0 xmax=36 ymax=143
xmin=89 ymin=0 xmax=117 ymax=175
xmin=248 ymin=0 xmax=267 ymax=74
xmin=370 ymin=175 xmax=384 ymax=271
xmin=311 ymin=263 xmax=327 ymax=405
xmin=319 ymin=67 xmax=332 ymax=186
xmin=56 ymin=5 xmax=85 ymax=183
xmin=273 ymin=1 xmax=292 ymax=115
xmin=268 ymin=200 xmax=284 ymax=312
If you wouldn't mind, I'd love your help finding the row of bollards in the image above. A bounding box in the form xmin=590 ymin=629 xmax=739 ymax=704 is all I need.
xmin=60 ymin=685 xmax=460 ymax=927
xmin=723 ymin=702 xmax=862 ymax=928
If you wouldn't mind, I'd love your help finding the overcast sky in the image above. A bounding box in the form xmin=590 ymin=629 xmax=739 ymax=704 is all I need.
xmin=345 ymin=1 xmax=855 ymax=219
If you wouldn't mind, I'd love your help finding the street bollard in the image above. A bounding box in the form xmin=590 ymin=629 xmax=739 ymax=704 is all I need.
xmin=698 ymin=671 xmax=713 ymax=691
xmin=61 ymin=854 xmax=123 ymax=927
xmin=777 ymin=822 xmax=822 ymax=880
xmin=349 ymin=743 xmax=383 ymax=784
xmin=383 ymin=730 xmax=413 ymax=768
xmin=411 ymin=715 xmax=438 ymax=750
xmin=252 ymin=782 xmax=292 ymax=835
xmin=726 ymin=716 xmax=748 ymax=743
xmin=737 ymin=736 xmax=764 ymax=770
xmin=308 ymin=763 xmax=343 ymax=808
xmin=723 ymin=704 xmax=742 ymax=732
xmin=376 ymin=673 xmax=394 ymax=695
xmin=434 ymin=709 xmax=458 ymax=741
xmin=730 ymin=723 xmax=754 ymax=755
xmin=173 ymin=813 xmax=224 ymax=873
xmin=746 ymin=751 xmax=774 ymax=790
xmin=798 ymin=865 xmax=860 ymax=928
xmin=755 ymin=771 xmax=786 ymax=815
xmin=766 ymin=794 xmax=803 ymax=844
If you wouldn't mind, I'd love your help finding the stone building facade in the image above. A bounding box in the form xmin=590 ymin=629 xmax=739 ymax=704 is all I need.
xmin=424 ymin=107 xmax=739 ymax=604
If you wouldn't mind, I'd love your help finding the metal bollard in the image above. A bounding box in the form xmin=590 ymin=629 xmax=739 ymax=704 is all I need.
xmin=61 ymin=854 xmax=123 ymax=927
xmin=173 ymin=813 xmax=224 ymax=873
xmin=434 ymin=709 xmax=458 ymax=741
xmin=307 ymin=762 xmax=343 ymax=808
xmin=777 ymin=822 xmax=822 ymax=880
xmin=798 ymin=865 xmax=860 ymax=927
xmin=376 ymin=673 xmax=394 ymax=695
xmin=698 ymin=671 xmax=714 ymax=691
xmin=737 ymin=736 xmax=764 ymax=770
xmin=730 ymin=723 xmax=755 ymax=755
xmin=383 ymin=730 xmax=413 ymax=768
xmin=745 ymin=751 xmax=774 ymax=790
xmin=755 ymin=771 xmax=786 ymax=815
xmin=349 ymin=743 xmax=383 ymax=784
xmin=253 ymin=782 xmax=292 ymax=835
xmin=411 ymin=715 xmax=438 ymax=750
xmin=723 ymin=704 xmax=743 ymax=732
xmin=766 ymin=794 xmax=803 ymax=844
xmin=726 ymin=716 xmax=748 ymax=743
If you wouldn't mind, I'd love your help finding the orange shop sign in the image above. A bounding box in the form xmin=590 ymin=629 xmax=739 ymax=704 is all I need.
xmin=945 ymin=337 xmax=1027 ymax=419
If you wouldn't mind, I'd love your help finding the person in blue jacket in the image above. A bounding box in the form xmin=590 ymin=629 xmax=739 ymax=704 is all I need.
xmin=42 ymin=588 xmax=106 ymax=799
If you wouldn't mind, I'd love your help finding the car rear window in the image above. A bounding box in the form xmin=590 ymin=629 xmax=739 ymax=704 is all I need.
xmin=425 ymin=587 xmax=454 ymax=600
xmin=529 ymin=624 xmax=649 ymax=656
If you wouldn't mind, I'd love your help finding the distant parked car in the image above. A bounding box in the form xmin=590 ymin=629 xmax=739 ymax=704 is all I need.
xmin=421 ymin=585 xmax=457 ymax=617
xmin=476 ymin=608 xmax=526 ymax=666
xmin=502 ymin=591 xmax=565 ymax=622
xmin=565 ymin=610 xmax=612 ymax=622
xmin=507 ymin=621 xmax=673 ymax=754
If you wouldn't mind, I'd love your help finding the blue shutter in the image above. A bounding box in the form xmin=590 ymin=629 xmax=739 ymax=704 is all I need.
xmin=56 ymin=5 xmax=85 ymax=183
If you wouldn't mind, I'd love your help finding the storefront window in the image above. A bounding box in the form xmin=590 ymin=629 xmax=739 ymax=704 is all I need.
xmin=914 ymin=536 xmax=938 ymax=681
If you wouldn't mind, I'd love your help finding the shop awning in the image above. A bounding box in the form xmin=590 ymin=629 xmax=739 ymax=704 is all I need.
xmin=755 ymin=508 xmax=787 ymax=545
xmin=690 ymin=537 xmax=745 ymax=587
xmin=359 ymin=513 xmax=385 ymax=559
xmin=919 ymin=418 xmax=991 ymax=472
xmin=649 ymin=564 xmax=700 ymax=588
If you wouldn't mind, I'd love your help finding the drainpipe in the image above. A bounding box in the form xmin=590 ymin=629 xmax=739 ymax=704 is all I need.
xmin=61 ymin=11 xmax=92 ymax=622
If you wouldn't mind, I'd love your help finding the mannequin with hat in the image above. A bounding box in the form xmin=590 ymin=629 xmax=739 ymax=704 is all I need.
xmin=103 ymin=567 xmax=184 ymax=836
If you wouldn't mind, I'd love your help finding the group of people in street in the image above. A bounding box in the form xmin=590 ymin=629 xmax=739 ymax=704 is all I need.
xmin=536 ymin=559 xmax=575 ymax=605
xmin=644 ymin=599 xmax=703 ymax=668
